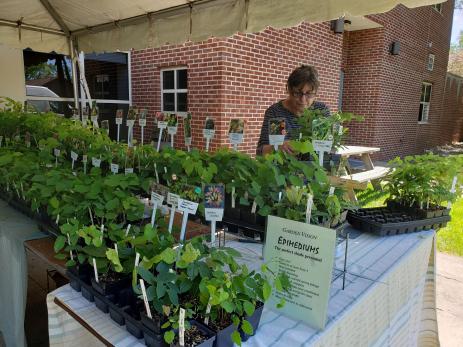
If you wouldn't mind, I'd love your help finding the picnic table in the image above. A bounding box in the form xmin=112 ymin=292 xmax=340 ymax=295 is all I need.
xmin=329 ymin=145 xmax=390 ymax=202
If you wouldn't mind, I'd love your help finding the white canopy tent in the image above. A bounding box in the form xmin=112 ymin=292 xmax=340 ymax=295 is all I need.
xmin=0 ymin=0 xmax=446 ymax=54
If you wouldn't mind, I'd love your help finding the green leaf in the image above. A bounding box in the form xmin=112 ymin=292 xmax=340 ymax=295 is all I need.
xmin=241 ymin=319 xmax=253 ymax=335
xmin=54 ymin=235 xmax=66 ymax=252
xmin=275 ymin=277 xmax=283 ymax=292
xmin=144 ymin=224 xmax=156 ymax=240
xmin=164 ymin=330 xmax=175 ymax=344
xmin=54 ymin=253 xmax=66 ymax=260
xmin=49 ymin=196 xmax=59 ymax=209
xmin=262 ymin=281 xmax=271 ymax=301
xmin=106 ymin=248 xmax=123 ymax=272
xmin=137 ymin=266 xmax=156 ymax=283
xmin=180 ymin=243 xmax=200 ymax=265
xmin=156 ymin=283 xmax=166 ymax=298
xmin=220 ymin=300 xmax=234 ymax=313
xmin=243 ymin=301 xmax=255 ymax=317
xmin=231 ymin=330 xmax=242 ymax=346
xmin=276 ymin=298 xmax=286 ymax=309
xmin=65 ymin=259 xmax=76 ymax=267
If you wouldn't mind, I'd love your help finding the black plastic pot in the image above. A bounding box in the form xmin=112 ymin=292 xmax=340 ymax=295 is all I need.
xmin=224 ymin=193 xmax=240 ymax=220
xmin=212 ymin=322 xmax=237 ymax=347
xmin=240 ymin=303 xmax=264 ymax=342
xmin=91 ymin=275 xmax=131 ymax=296
xmin=141 ymin=311 xmax=166 ymax=335
xmin=94 ymin=291 xmax=109 ymax=313
xmin=172 ymin=320 xmax=216 ymax=347
xmin=81 ymin=282 xmax=95 ymax=302
xmin=240 ymin=205 xmax=266 ymax=228
xmin=123 ymin=303 xmax=145 ymax=339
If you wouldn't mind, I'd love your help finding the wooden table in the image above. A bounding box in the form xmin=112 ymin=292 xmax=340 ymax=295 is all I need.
xmin=330 ymin=145 xmax=390 ymax=202
xmin=24 ymin=236 xmax=67 ymax=277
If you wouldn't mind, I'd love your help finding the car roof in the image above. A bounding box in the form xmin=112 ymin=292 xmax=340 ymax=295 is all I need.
xmin=26 ymin=85 xmax=59 ymax=98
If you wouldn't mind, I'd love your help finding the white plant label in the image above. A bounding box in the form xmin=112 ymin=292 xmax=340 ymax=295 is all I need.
xmin=126 ymin=119 xmax=135 ymax=127
xmin=167 ymin=193 xmax=180 ymax=207
xmin=251 ymin=200 xmax=258 ymax=214
xmin=110 ymin=163 xmax=119 ymax=174
xmin=139 ymin=119 xmax=147 ymax=127
xmin=203 ymin=129 xmax=215 ymax=139
xmin=179 ymin=308 xmax=185 ymax=347
xmin=135 ymin=252 xmax=140 ymax=267
xmin=338 ymin=125 xmax=343 ymax=135
xmin=231 ymin=186 xmax=236 ymax=209
xmin=125 ymin=223 xmax=132 ymax=236
xmin=269 ymin=135 xmax=285 ymax=150
xmin=140 ymin=279 xmax=152 ymax=319
xmin=151 ymin=191 xmax=165 ymax=206
xmin=54 ymin=148 xmax=60 ymax=157
xmin=70 ymin=151 xmax=79 ymax=161
xmin=115 ymin=117 xmax=123 ymax=125
xmin=204 ymin=302 xmax=212 ymax=325
xmin=157 ymin=121 xmax=168 ymax=129
xmin=329 ymin=187 xmax=335 ymax=196
xmin=178 ymin=199 xmax=199 ymax=215
xmin=154 ymin=163 xmax=160 ymax=184
xmin=306 ymin=193 xmax=314 ymax=224
xmin=125 ymin=168 xmax=134 ymax=175
xmin=278 ymin=191 xmax=282 ymax=202
xmin=93 ymin=258 xmax=99 ymax=283
xmin=312 ymin=140 xmax=333 ymax=153
xmin=205 ymin=208 xmax=224 ymax=221
xmin=114 ymin=244 xmax=119 ymax=256
xmin=229 ymin=133 xmax=244 ymax=145
xmin=185 ymin=137 xmax=192 ymax=146
xmin=82 ymin=155 xmax=88 ymax=162
xmin=92 ymin=157 xmax=101 ymax=168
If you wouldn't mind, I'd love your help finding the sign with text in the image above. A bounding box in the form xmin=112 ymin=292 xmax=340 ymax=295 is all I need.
xmin=264 ymin=215 xmax=336 ymax=330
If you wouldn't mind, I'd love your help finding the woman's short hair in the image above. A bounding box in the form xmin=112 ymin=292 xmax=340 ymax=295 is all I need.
xmin=287 ymin=65 xmax=320 ymax=92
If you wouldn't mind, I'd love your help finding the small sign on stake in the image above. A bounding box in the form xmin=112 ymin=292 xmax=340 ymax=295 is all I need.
xmin=268 ymin=118 xmax=286 ymax=151
xmin=228 ymin=119 xmax=245 ymax=151
xmin=203 ymin=117 xmax=215 ymax=152
xmin=184 ymin=113 xmax=193 ymax=152
xmin=204 ymin=184 xmax=225 ymax=245
xmin=156 ymin=112 xmax=167 ymax=152
xmin=115 ymin=109 xmax=123 ymax=142
xmin=139 ymin=109 xmax=147 ymax=145
xmin=167 ymin=192 xmax=180 ymax=233
xmin=166 ymin=114 xmax=178 ymax=148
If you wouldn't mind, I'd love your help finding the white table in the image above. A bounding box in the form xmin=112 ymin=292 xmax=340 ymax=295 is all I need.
xmin=47 ymin=229 xmax=438 ymax=347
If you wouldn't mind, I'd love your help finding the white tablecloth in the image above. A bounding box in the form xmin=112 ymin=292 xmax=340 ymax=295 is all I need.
xmin=47 ymin=230 xmax=439 ymax=347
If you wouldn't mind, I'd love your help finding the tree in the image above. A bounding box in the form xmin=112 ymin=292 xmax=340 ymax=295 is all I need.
xmin=25 ymin=62 xmax=57 ymax=80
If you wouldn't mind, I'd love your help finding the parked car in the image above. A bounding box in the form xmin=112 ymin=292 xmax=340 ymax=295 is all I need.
xmin=26 ymin=85 xmax=60 ymax=113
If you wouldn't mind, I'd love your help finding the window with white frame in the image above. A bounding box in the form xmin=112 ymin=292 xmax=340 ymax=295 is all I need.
xmin=419 ymin=82 xmax=432 ymax=123
xmin=161 ymin=67 xmax=187 ymax=113
xmin=432 ymin=4 xmax=443 ymax=13
xmin=427 ymin=54 xmax=435 ymax=71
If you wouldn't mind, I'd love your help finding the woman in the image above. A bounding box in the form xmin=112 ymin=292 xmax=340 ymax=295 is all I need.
xmin=256 ymin=65 xmax=330 ymax=155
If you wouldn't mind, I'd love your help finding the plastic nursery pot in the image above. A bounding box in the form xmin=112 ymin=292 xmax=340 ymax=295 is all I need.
xmin=91 ymin=273 xmax=131 ymax=296
xmin=171 ymin=320 xmax=216 ymax=347
xmin=197 ymin=315 xmax=237 ymax=347
xmin=240 ymin=302 xmax=264 ymax=342
xmin=93 ymin=291 xmax=110 ymax=313
xmin=80 ymin=281 xmax=95 ymax=302
xmin=66 ymin=264 xmax=92 ymax=292
xmin=123 ymin=302 xmax=145 ymax=339
xmin=240 ymin=205 xmax=266 ymax=228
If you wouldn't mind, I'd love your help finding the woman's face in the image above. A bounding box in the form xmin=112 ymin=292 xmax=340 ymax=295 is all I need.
xmin=287 ymin=83 xmax=317 ymax=115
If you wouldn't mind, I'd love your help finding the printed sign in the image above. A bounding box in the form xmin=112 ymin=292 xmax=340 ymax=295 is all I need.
xmin=204 ymin=184 xmax=225 ymax=221
xmin=126 ymin=119 xmax=135 ymax=127
xmin=312 ymin=140 xmax=333 ymax=153
xmin=269 ymin=118 xmax=286 ymax=149
xmin=139 ymin=109 xmax=147 ymax=127
xmin=110 ymin=163 xmax=119 ymax=174
xmin=178 ymin=198 xmax=199 ymax=215
xmin=70 ymin=151 xmax=79 ymax=161
xmin=53 ymin=148 xmax=60 ymax=157
xmin=125 ymin=168 xmax=134 ymax=175
xmin=92 ymin=157 xmax=101 ymax=167
xmin=151 ymin=191 xmax=165 ymax=206
xmin=167 ymin=192 xmax=180 ymax=207
xmin=264 ymin=215 xmax=336 ymax=330
xmin=228 ymin=119 xmax=245 ymax=145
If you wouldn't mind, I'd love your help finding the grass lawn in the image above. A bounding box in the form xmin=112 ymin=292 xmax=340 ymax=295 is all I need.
xmin=356 ymin=185 xmax=463 ymax=256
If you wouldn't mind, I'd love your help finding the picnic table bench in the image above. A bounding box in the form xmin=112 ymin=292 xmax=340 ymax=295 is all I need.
xmin=329 ymin=145 xmax=390 ymax=202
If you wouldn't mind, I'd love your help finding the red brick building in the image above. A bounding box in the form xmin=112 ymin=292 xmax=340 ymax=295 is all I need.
xmin=130 ymin=1 xmax=462 ymax=160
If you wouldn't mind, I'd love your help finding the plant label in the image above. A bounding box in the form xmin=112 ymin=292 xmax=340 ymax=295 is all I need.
xmin=154 ymin=163 xmax=160 ymax=184
xmin=91 ymin=116 xmax=98 ymax=123
xmin=167 ymin=193 xmax=180 ymax=207
xmin=251 ymin=200 xmax=257 ymax=214
xmin=126 ymin=119 xmax=135 ymax=128
xmin=115 ymin=117 xmax=123 ymax=125
xmin=125 ymin=224 xmax=131 ymax=236
xmin=269 ymin=135 xmax=285 ymax=150
xmin=306 ymin=193 xmax=314 ymax=224
xmin=151 ymin=191 xmax=165 ymax=206
xmin=167 ymin=126 xmax=178 ymax=135
xmin=204 ymin=302 xmax=212 ymax=325
xmin=125 ymin=168 xmax=134 ymax=175
xmin=179 ymin=308 xmax=185 ymax=347
xmin=70 ymin=151 xmax=79 ymax=161
xmin=264 ymin=215 xmax=336 ymax=330
xmin=205 ymin=208 xmax=224 ymax=221
xmin=82 ymin=155 xmax=87 ymax=162
xmin=54 ymin=148 xmax=60 ymax=157
xmin=92 ymin=157 xmax=101 ymax=168
xmin=229 ymin=133 xmax=244 ymax=145
xmin=231 ymin=186 xmax=236 ymax=209
xmin=140 ymin=279 xmax=152 ymax=319
xmin=110 ymin=163 xmax=119 ymax=174
xmin=269 ymin=118 xmax=286 ymax=150
xmin=312 ymin=140 xmax=333 ymax=153
xmin=92 ymin=258 xmax=99 ymax=283
xmin=204 ymin=184 xmax=225 ymax=222
xmin=329 ymin=187 xmax=335 ymax=196
xmin=135 ymin=252 xmax=140 ymax=267
xmin=157 ymin=121 xmax=168 ymax=129
xmin=185 ymin=137 xmax=192 ymax=146
xmin=203 ymin=129 xmax=215 ymax=139
xmin=139 ymin=119 xmax=147 ymax=127
xmin=178 ymin=199 xmax=199 ymax=215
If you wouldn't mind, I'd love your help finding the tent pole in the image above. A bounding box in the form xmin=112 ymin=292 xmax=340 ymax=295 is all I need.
xmin=69 ymin=37 xmax=79 ymax=110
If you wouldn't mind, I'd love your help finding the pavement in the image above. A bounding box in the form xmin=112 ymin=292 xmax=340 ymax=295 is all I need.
xmin=437 ymin=252 xmax=463 ymax=347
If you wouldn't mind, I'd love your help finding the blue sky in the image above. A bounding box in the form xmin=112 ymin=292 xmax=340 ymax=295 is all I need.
xmin=452 ymin=9 xmax=463 ymax=44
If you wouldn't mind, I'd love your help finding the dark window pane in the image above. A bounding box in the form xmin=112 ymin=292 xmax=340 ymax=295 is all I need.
xmin=420 ymin=84 xmax=426 ymax=102
xmin=163 ymin=70 xmax=175 ymax=89
xmin=425 ymin=85 xmax=432 ymax=102
xmin=177 ymin=69 xmax=187 ymax=89
xmin=177 ymin=93 xmax=187 ymax=112
xmin=163 ymin=93 xmax=175 ymax=111
xmin=418 ymin=104 xmax=423 ymax=121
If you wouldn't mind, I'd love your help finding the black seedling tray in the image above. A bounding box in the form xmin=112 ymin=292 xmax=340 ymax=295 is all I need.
xmin=347 ymin=207 xmax=451 ymax=236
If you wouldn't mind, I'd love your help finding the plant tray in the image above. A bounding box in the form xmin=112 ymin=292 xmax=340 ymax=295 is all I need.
xmin=347 ymin=207 xmax=451 ymax=236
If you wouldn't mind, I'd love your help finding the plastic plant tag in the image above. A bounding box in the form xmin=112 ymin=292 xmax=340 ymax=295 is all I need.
xmin=139 ymin=109 xmax=147 ymax=127
xmin=154 ymin=163 xmax=160 ymax=183
xmin=204 ymin=184 xmax=225 ymax=221
xmin=92 ymin=157 xmax=101 ymax=168
xmin=312 ymin=140 xmax=333 ymax=153
xmin=93 ymin=258 xmax=99 ymax=283
xmin=151 ymin=191 xmax=165 ymax=206
xmin=231 ymin=185 xmax=236 ymax=209
xmin=115 ymin=109 xmax=123 ymax=125
xmin=251 ymin=200 xmax=257 ymax=214
xmin=178 ymin=199 xmax=199 ymax=215
xmin=101 ymin=120 xmax=109 ymax=136
xmin=114 ymin=243 xmax=118 ymax=256
xmin=184 ymin=113 xmax=192 ymax=151
xmin=179 ymin=308 xmax=185 ymax=346
xmin=167 ymin=192 xmax=180 ymax=207
xmin=203 ymin=117 xmax=215 ymax=152
xmin=54 ymin=148 xmax=60 ymax=157
xmin=306 ymin=193 xmax=314 ymax=224
xmin=135 ymin=252 xmax=140 ymax=267
xmin=269 ymin=118 xmax=286 ymax=150
xmin=329 ymin=187 xmax=335 ymax=196
xmin=204 ymin=302 xmax=212 ymax=325
xmin=228 ymin=119 xmax=245 ymax=149
xmin=125 ymin=168 xmax=134 ymax=175
xmin=125 ymin=223 xmax=132 ymax=236
xmin=140 ymin=279 xmax=152 ymax=319
xmin=110 ymin=163 xmax=119 ymax=174
xmin=70 ymin=151 xmax=79 ymax=161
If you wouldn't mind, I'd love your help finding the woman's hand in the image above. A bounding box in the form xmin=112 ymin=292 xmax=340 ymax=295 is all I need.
xmin=280 ymin=141 xmax=294 ymax=154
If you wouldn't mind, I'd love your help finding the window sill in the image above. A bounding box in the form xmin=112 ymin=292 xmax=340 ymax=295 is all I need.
xmin=418 ymin=121 xmax=429 ymax=125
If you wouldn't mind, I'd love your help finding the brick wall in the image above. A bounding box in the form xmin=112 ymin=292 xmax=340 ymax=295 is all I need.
xmin=130 ymin=22 xmax=342 ymax=155
xmin=343 ymin=2 xmax=455 ymax=160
